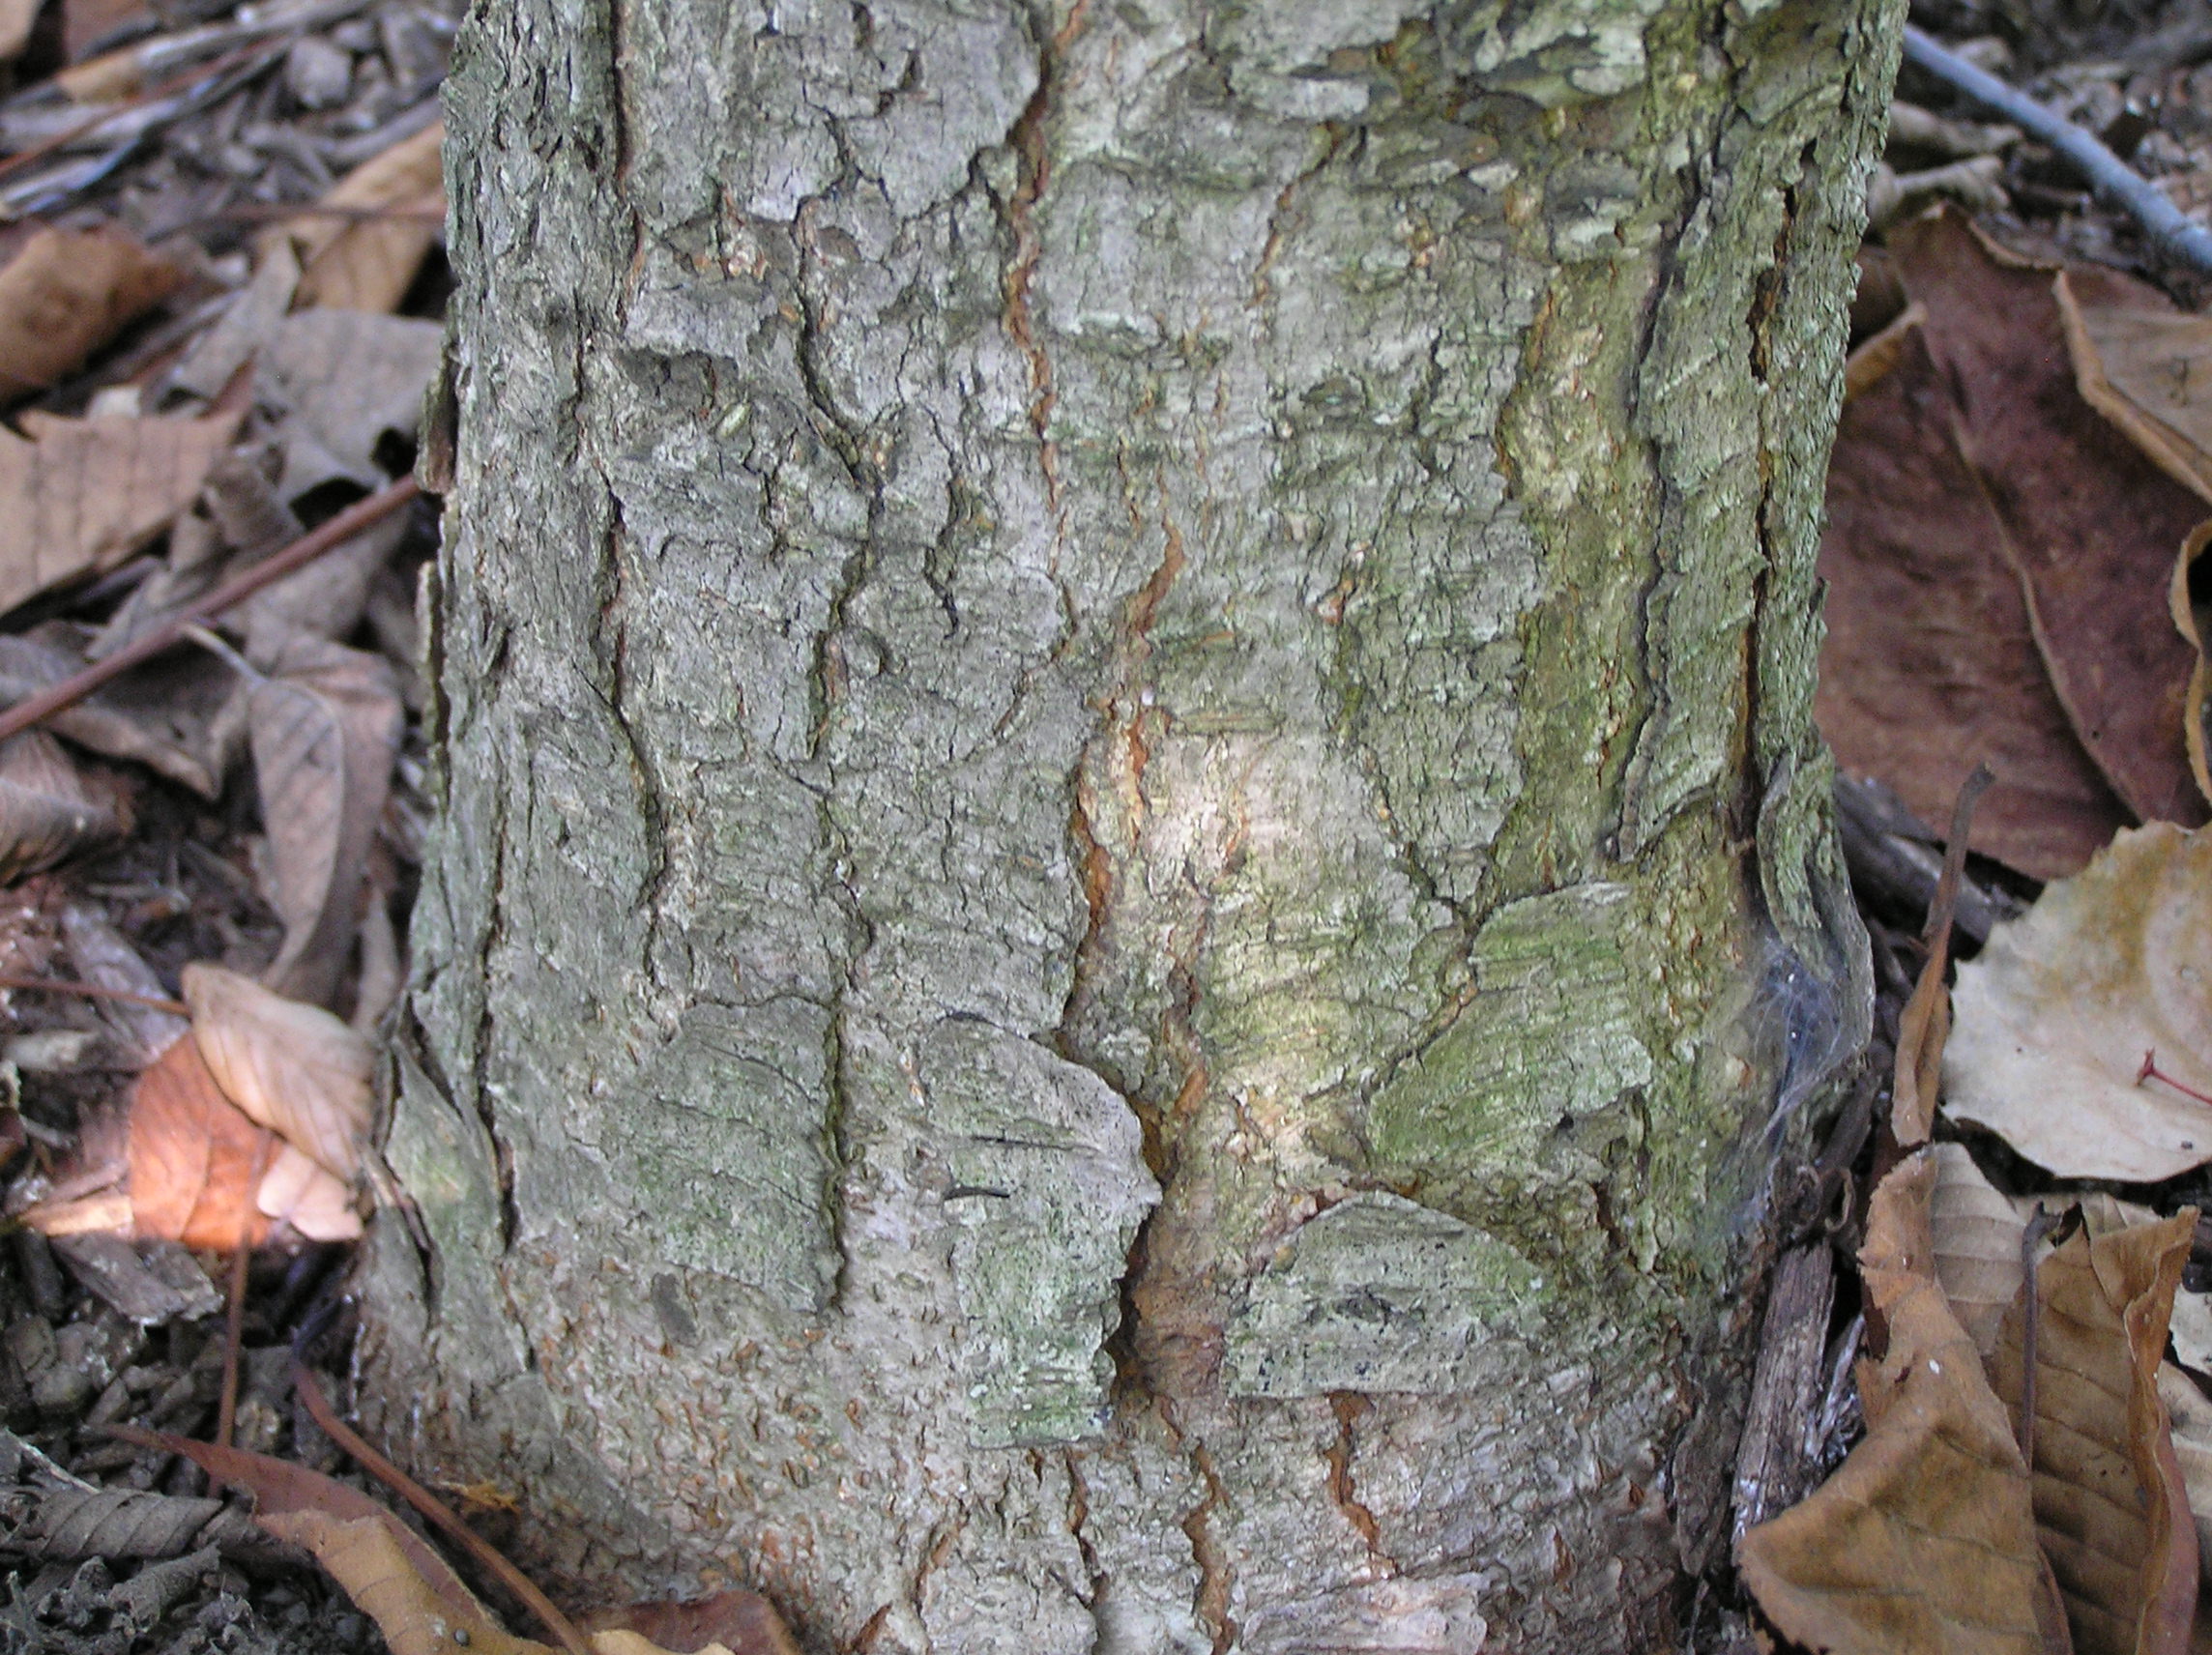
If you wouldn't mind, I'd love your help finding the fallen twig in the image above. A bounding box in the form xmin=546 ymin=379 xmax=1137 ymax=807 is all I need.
xmin=0 ymin=476 xmax=422 ymax=748
xmin=1902 ymin=24 xmax=2212 ymax=277
xmin=290 ymin=1360 xmax=593 ymax=1655
xmin=0 ymin=973 xmax=188 ymax=1016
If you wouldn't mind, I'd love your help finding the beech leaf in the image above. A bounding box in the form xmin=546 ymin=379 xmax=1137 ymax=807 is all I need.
xmin=121 ymin=1031 xmax=270 ymax=1252
xmin=267 ymin=121 xmax=444 ymax=314
xmin=1882 ymin=211 xmax=2203 ymax=833
xmin=0 ymin=220 xmax=186 ymax=403
xmin=0 ymin=629 xmax=221 ymax=798
xmin=1930 ymin=1143 xmax=2028 ymax=1360
xmin=262 ymin=309 xmax=444 ymax=499
xmin=1738 ymin=1150 xmax=2065 ymax=1655
xmin=1990 ymin=1211 xmax=2198 ymax=1655
xmin=183 ymin=962 xmax=371 ymax=1182
xmin=239 ymin=635 xmax=402 ymax=1007
xmin=0 ymin=407 xmax=243 ymax=617
xmin=254 ymin=1139 xmax=361 ymax=1241
xmin=1819 ymin=318 xmax=2129 ymax=879
xmin=1945 ymin=823 xmax=2212 ymax=1182
xmin=2056 ymin=266 xmax=2212 ymax=508
xmin=118 ymin=1429 xmax=768 ymax=1655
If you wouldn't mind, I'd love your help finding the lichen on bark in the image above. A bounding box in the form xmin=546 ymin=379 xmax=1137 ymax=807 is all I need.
xmin=359 ymin=0 xmax=1899 ymax=1646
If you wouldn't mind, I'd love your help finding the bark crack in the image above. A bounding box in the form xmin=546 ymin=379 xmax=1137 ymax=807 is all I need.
xmin=1179 ymin=1437 xmax=1237 ymax=1655
xmin=1324 ymin=1392 xmax=1397 ymax=1581
xmin=1000 ymin=1 xmax=1091 ymax=515
xmin=1062 ymin=1448 xmax=1113 ymax=1634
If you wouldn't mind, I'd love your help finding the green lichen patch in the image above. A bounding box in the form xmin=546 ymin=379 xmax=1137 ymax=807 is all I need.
xmin=918 ymin=1019 xmax=1159 ymax=1448
xmin=1223 ymin=1191 xmax=1544 ymax=1395
xmin=1367 ymin=882 xmax=1654 ymax=1183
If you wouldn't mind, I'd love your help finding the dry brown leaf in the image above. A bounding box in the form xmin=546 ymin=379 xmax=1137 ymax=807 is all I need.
xmin=0 ymin=407 xmax=242 ymax=617
xmin=122 ymin=1427 xmax=753 ymax=1655
xmin=261 ymin=309 xmax=444 ymax=497
xmin=2058 ymin=267 xmax=2212 ymax=508
xmin=1888 ymin=211 xmax=2205 ymax=833
xmin=1932 ymin=1143 xmax=2029 ymax=1360
xmin=1738 ymin=1150 xmax=2066 ymax=1655
xmin=1844 ymin=301 xmax=1927 ymax=403
xmin=261 ymin=1510 xmax=543 ymax=1655
xmin=267 ymin=122 xmax=444 ymax=313
xmin=1894 ymin=767 xmax=1993 ymax=1146
xmin=1818 ymin=319 xmax=2131 ymax=879
xmin=0 ymin=629 xmax=221 ymax=798
xmin=241 ymin=510 xmax=410 ymax=663
xmin=183 ymin=962 xmax=370 ymax=1182
xmin=2173 ymin=522 xmax=2212 ymax=811
xmin=117 ymin=1427 xmax=488 ymax=1626
xmin=121 ymin=1032 xmax=270 ymax=1251
xmin=254 ymin=1139 xmax=360 ymax=1241
xmin=590 ymin=1595 xmax=800 ymax=1655
xmin=238 ymin=635 xmax=402 ymax=1006
xmin=2159 ymin=1363 xmax=2212 ymax=1590
xmin=0 ymin=221 xmax=186 ymax=404
xmin=1992 ymin=1211 xmax=2198 ymax=1655
xmin=0 ymin=729 xmax=117 ymax=882
xmin=1945 ymin=823 xmax=2212 ymax=1181
xmin=61 ymin=901 xmax=186 ymax=1062
xmin=169 ymin=240 xmax=301 ymax=404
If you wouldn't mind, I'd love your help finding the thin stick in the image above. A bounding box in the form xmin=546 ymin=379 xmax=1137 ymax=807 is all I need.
xmin=211 ymin=203 xmax=445 ymax=224
xmin=216 ymin=1128 xmax=273 ymax=1449
xmin=1903 ymin=25 xmax=2212 ymax=276
xmin=0 ymin=40 xmax=275 ymax=186
xmin=290 ymin=1360 xmax=593 ymax=1655
xmin=0 ymin=973 xmax=186 ymax=1016
xmin=0 ymin=476 xmax=421 ymax=747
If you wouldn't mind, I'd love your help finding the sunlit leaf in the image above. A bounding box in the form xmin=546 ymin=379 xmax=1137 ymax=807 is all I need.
xmin=1946 ymin=823 xmax=2212 ymax=1181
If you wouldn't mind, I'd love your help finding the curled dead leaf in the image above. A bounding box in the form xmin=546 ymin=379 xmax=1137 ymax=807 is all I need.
xmin=183 ymin=962 xmax=370 ymax=1181
xmin=267 ymin=121 xmax=443 ymax=314
xmin=0 ymin=729 xmax=117 ymax=882
xmin=1945 ymin=823 xmax=2212 ymax=1182
xmin=1991 ymin=1210 xmax=2197 ymax=1655
xmin=0 ymin=629 xmax=221 ymax=798
xmin=2057 ymin=266 xmax=2212 ymax=508
xmin=1738 ymin=1151 xmax=2066 ymax=1655
xmin=1930 ymin=1143 xmax=2027 ymax=1360
xmin=1817 ymin=316 xmax=2130 ymax=880
xmin=255 ymin=1139 xmax=360 ymax=1241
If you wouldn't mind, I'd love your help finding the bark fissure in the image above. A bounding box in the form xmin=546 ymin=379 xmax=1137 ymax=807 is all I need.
xmin=1324 ymin=1392 xmax=1394 ymax=1578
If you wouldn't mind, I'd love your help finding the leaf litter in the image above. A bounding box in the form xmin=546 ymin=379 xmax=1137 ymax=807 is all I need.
xmin=1744 ymin=16 xmax=2212 ymax=1645
xmin=0 ymin=0 xmax=805 ymax=1644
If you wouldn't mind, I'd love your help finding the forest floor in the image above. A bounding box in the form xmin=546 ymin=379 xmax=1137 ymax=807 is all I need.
xmin=0 ymin=0 xmax=2207 ymax=1651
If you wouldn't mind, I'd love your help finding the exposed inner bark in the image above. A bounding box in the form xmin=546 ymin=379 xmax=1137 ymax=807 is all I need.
xmin=356 ymin=0 xmax=1899 ymax=1648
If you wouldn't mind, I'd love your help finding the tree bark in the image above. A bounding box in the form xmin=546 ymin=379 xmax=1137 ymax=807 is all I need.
xmin=357 ymin=0 xmax=1898 ymax=1647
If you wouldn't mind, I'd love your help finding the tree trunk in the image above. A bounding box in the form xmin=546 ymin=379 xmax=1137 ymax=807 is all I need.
xmin=357 ymin=0 xmax=1897 ymax=1647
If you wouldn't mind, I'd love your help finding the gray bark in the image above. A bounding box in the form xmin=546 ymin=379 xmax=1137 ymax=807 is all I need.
xmin=357 ymin=0 xmax=1898 ymax=1647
